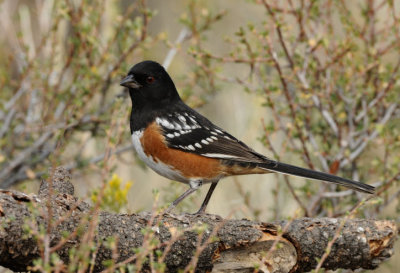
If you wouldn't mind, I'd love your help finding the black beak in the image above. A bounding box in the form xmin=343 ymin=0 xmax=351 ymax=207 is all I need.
xmin=120 ymin=74 xmax=141 ymax=89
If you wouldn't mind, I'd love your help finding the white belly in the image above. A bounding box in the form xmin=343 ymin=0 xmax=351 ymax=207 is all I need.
xmin=131 ymin=130 xmax=189 ymax=183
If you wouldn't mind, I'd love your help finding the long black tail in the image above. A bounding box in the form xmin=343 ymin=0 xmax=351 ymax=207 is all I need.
xmin=258 ymin=161 xmax=375 ymax=194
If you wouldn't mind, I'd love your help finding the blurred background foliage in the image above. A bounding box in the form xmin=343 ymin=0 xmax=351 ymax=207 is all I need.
xmin=0 ymin=0 xmax=399 ymax=271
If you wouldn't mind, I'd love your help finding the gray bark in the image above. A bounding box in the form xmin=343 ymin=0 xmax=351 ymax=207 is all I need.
xmin=0 ymin=167 xmax=397 ymax=272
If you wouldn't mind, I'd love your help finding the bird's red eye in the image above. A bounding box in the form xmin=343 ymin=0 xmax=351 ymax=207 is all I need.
xmin=146 ymin=76 xmax=155 ymax=83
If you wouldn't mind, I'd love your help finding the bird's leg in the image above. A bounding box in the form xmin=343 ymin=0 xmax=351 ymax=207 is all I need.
xmin=194 ymin=182 xmax=218 ymax=214
xmin=165 ymin=180 xmax=202 ymax=213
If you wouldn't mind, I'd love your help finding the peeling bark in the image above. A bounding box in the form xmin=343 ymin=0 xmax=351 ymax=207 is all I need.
xmin=0 ymin=168 xmax=397 ymax=272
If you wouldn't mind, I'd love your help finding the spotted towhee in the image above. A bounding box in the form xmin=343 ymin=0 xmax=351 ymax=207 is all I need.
xmin=120 ymin=60 xmax=375 ymax=214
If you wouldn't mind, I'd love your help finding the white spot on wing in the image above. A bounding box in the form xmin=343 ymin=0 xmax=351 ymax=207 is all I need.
xmin=201 ymin=139 xmax=209 ymax=145
xmin=187 ymin=145 xmax=195 ymax=151
xmin=178 ymin=115 xmax=186 ymax=122
xmin=202 ymin=153 xmax=239 ymax=159
xmin=174 ymin=132 xmax=180 ymax=137
xmin=195 ymin=143 xmax=202 ymax=148
xmin=180 ymin=129 xmax=192 ymax=134
xmin=211 ymin=136 xmax=218 ymax=140
xmin=174 ymin=123 xmax=182 ymax=130
xmin=189 ymin=116 xmax=198 ymax=124
xmin=206 ymin=137 xmax=213 ymax=142
xmin=156 ymin=117 xmax=174 ymax=129
xmin=211 ymin=131 xmax=218 ymax=135
xmin=166 ymin=133 xmax=174 ymax=138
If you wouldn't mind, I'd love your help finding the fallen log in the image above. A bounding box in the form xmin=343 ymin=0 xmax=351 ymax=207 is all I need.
xmin=0 ymin=167 xmax=396 ymax=272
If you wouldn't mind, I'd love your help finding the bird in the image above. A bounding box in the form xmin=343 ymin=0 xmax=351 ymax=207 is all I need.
xmin=120 ymin=60 xmax=375 ymax=214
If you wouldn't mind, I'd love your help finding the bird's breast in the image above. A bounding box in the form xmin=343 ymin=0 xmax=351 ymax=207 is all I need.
xmin=131 ymin=122 xmax=224 ymax=184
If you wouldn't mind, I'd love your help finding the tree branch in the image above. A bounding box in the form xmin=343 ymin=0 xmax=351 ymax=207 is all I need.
xmin=0 ymin=168 xmax=397 ymax=272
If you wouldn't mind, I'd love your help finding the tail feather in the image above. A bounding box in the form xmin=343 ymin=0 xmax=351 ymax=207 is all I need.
xmin=258 ymin=161 xmax=375 ymax=194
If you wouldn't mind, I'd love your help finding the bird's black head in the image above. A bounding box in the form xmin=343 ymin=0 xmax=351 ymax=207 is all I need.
xmin=120 ymin=61 xmax=180 ymax=109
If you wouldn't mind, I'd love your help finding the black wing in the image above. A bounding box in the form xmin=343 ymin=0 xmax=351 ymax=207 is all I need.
xmin=155 ymin=109 xmax=269 ymax=163
xmin=155 ymin=106 xmax=375 ymax=194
